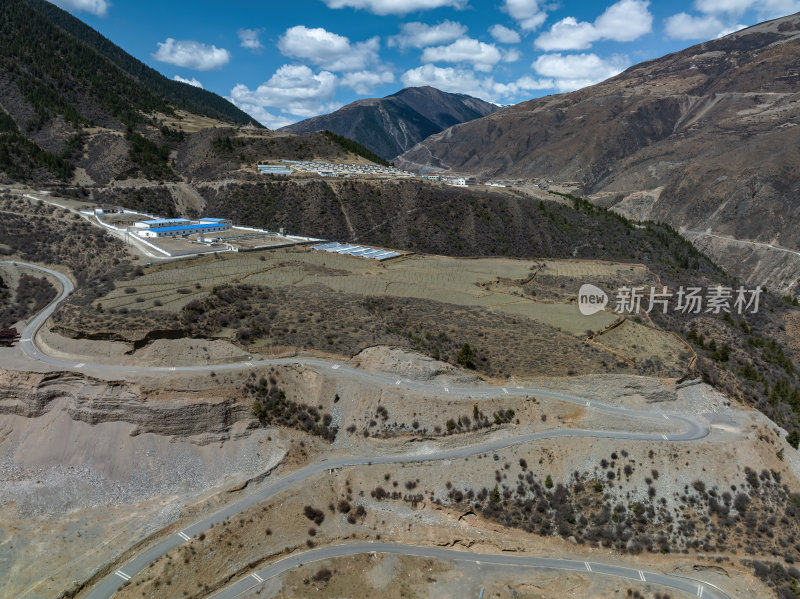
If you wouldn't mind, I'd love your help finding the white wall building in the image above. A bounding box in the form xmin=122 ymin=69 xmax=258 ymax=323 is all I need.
xmin=137 ymin=223 xmax=230 ymax=238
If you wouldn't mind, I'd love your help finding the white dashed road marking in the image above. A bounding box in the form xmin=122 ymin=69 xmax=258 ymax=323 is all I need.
xmin=395 ymin=380 xmax=401 ymax=385
xmin=444 ymin=387 xmax=449 ymax=393
xmin=115 ymin=570 xmax=131 ymax=581
xmin=697 ymin=585 xmax=704 ymax=597
xmin=638 ymin=570 xmax=646 ymax=582
xmin=585 ymin=562 xmax=592 ymax=572
xmin=178 ymin=531 xmax=191 ymax=542
xmin=662 ymin=434 xmax=669 ymax=440
xmin=586 ymin=401 xmax=591 ymax=407
xmin=662 ymin=413 xmax=670 ymax=420
xmin=75 ymin=363 xmax=85 ymax=368
xmin=252 ymin=573 xmax=264 ymax=583
xmin=502 ymin=387 xmax=508 ymax=394
xmin=331 ymin=364 xmax=340 ymax=369
xmin=170 ymin=367 xmax=176 ymax=372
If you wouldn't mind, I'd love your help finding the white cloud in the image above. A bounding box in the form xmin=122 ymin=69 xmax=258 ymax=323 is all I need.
xmin=52 ymin=0 xmax=109 ymax=17
xmin=173 ymin=75 xmax=203 ymax=88
xmin=535 ymin=17 xmax=598 ymax=50
xmin=400 ymin=64 xmax=555 ymax=101
xmin=757 ymin=0 xmax=800 ymax=16
xmin=401 ymin=65 xmax=492 ymax=98
xmin=535 ymin=0 xmax=652 ymax=51
xmin=278 ymin=26 xmax=379 ymax=72
xmin=489 ymin=24 xmax=522 ymax=43
xmin=502 ymin=0 xmax=548 ymax=31
xmin=515 ymin=75 xmax=556 ymax=90
xmin=231 ymin=104 xmax=295 ymax=130
xmin=503 ymin=48 xmax=522 ymax=62
xmin=594 ymin=0 xmax=653 ymax=40
xmin=229 ymin=64 xmax=338 ymax=121
xmin=238 ymin=28 xmax=263 ymax=51
xmin=153 ymin=38 xmax=231 ymax=71
xmin=716 ymin=22 xmax=749 ymax=35
xmin=340 ymin=69 xmax=396 ymax=93
xmin=388 ymin=21 xmax=467 ymax=49
xmin=664 ymin=13 xmax=725 ymax=38
xmin=532 ymin=53 xmax=629 ymax=91
xmin=321 ymin=0 xmax=467 ymax=15
xmin=694 ymin=0 xmax=800 ymax=17
xmin=420 ymin=38 xmax=503 ymax=72
xmin=694 ymin=0 xmax=757 ymax=13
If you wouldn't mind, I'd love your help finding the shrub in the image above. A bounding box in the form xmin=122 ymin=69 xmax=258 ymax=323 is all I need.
xmin=312 ymin=568 xmax=332 ymax=583
xmin=456 ymin=343 xmax=476 ymax=369
xmin=303 ymin=506 xmax=325 ymax=525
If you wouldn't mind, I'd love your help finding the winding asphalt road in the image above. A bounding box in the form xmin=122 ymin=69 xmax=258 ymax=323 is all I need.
xmin=1 ymin=261 xmax=727 ymax=599
xmin=210 ymin=542 xmax=730 ymax=599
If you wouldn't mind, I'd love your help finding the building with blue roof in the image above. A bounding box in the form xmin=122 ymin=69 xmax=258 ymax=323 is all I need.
xmin=134 ymin=218 xmax=191 ymax=229
xmin=137 ymin=222 xmax=230 ymax=238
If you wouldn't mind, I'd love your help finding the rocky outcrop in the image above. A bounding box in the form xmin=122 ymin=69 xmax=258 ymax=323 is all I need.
xmin=683 ymin=230 xmax=800 ymax=296
xmin=0 ymin=370 xmax=252 ymax=438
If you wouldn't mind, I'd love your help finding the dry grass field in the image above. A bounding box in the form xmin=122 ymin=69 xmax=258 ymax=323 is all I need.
xmin=96 ymin=250 xmax=620 ymax=335
xmin=49 ymin=248 xmax=688 ymax=378
xmin=594 ymin=319 xmax=690 ymax=372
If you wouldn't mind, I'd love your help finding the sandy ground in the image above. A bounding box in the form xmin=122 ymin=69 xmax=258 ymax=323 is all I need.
xmin=0 ymin=403 xmax=287 ymax=598
xmin=259 ymin=553 xmax=697 ymax=599
xmin=116 ymin=436 xmax=772 ymax=599
xmin=110 ymin=364 xmax=780 ymax=599
xmin=0 ymin=339 xmax=787 ymax=599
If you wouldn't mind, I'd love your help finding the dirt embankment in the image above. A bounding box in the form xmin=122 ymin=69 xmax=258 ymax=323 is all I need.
xmin=0 ymin=369 xmax=252 ymax=439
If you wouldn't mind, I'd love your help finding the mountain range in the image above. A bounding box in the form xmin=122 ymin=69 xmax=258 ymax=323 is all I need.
xmin=1 ymin=0 xmax=798 ymax=295
xmin=396 ymin=14 xmax=800 ymax=293
xmin=280 ymin=86 xmax=500 ymax=160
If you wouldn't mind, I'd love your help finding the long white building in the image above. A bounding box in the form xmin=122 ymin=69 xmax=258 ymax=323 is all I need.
xmin=134 ymin=216 xmax=232 ymax=238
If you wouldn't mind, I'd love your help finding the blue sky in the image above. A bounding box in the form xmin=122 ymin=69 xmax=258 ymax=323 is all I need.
xmin=53 ymin=0 xmax=798 ymax=128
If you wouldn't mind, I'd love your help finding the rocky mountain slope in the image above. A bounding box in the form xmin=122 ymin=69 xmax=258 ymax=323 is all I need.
xmin=280 ymin=86 xmax=500 ymax=160
xmin=0 ymin=0 xmax=262 ymax=183
xmin=396 ymin=15 xmax=800 ymax=294
xmin=0 ymin=0 xmax=256 ymax=128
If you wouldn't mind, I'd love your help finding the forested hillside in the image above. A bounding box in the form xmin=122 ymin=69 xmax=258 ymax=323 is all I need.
xmin=20 ymin=0 xmax=257 ymax=126
xmin=0 ymin=0 xmax=259 ymax=182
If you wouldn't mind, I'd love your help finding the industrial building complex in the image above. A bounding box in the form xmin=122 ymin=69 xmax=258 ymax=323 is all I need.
xmin=134 ymin=217 xmax=232 ymax=238
xmin=88 ymin=204 xmax=405 ymax=261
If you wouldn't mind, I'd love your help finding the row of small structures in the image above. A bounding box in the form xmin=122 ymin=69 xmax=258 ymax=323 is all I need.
xmin=311 ymin=242 xmax=403 ymax=261
xmin=258 ymin=160 xmax=415 ymax=178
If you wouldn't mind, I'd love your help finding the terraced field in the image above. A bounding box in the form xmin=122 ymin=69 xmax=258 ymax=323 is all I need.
xmin=97 ymin=249 xmax=621 ymax=335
